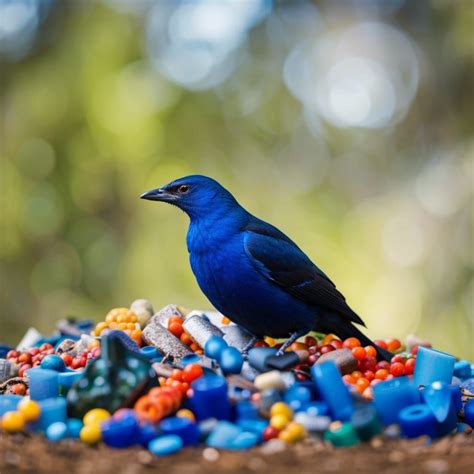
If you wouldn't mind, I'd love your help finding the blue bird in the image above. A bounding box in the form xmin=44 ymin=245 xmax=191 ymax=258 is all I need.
xmin=141 ymin=175 xmax=392 ymax=361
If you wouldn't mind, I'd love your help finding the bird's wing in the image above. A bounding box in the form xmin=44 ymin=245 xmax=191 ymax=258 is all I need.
xmin=242 ymin=219 xmax=366 ymax=327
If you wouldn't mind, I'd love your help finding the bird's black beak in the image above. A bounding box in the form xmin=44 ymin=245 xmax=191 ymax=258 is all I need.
xmin=140 ymin=188 xmax=176 ymax=202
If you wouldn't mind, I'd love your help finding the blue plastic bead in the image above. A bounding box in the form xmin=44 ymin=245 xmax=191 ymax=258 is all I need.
xmin=41 ymin=355 xmax=67 ymax=372
xmin=46 ymin=421 xmax=68 ymax=441
xmin=58 ymin=371 xmax=83 ymax=396
xmin=148 ymin=435 xmax=183 ymax=456
xmin=206 ymin=421 xmax=243 ymax=449
xmin=0 ymin=395 xmax=21 ymax=416
xmin=160 ymin=416 xmax=199 ymax=446
xmin=37 ymin=398 xmax=67 ymax=431
xmin=27 ymin=368 xmax=59 ymax=401
xmin=66 ymin=418 xmax=83 ymax=439
xmin=398 ymin=404 xmax=437 ymax=438
xmin=204 ymin=336 xmax=228 ymax=361
xmin=140 ymin=346 xmax=161 ymax=361
xmin=454 ymin=360 xmax=471 ymax=380
xmin=464 ymin=399 xmax=474 ymax=428
xmin=235 ymin=400 xmax=258 ymax=420
xmin=284 ymin=385 xmax=312 ymax=412
xmin=181 ymin=353 xmax=202 ymax=365
xmin=102 ymin=412 xmax=140 ymax=448
xmin=311 ymin=361 xmax=353 ymax=421
xmin=230 ymin=431 xmax=259 ymax=450
xmin=247 ymin=347 xmax=277 ymax=372
xmin=139 ymin=423 xmax=159 ymax=447
xmin=236 ymin=419 xmax=267 ymax=439
xmin=191 ymin=376 xmax=232 ymax=421
xmin=449 ymin=385 xmax=463 ymax=412
xmin=302 ymin=401 xmax=330 ymax=417
xmin=219 ymin=347 xmax=244 ymax=374
xmin=373 ymin=377 xmax=420 ymax=425
xmin=422 ymin=382 xmax=453 ymax=422
xmin=0 ymin=345 xmax=13 ymax=358
xmin=413 ymin=346 xmax=455 ymax=387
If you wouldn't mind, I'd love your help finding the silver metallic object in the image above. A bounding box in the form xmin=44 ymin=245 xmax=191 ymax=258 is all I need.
xmin=142 ymin=321 xmax=192 ymax=361
xmin=182 ymin=312 xmax=224 ymax=348
xmin=0 ymin=359 xmax=12 ymax=384
xmin=221 ymin=324 xmax=254 ymax=351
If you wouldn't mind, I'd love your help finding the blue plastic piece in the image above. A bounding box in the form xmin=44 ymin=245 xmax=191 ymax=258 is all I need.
xmin=206 ymin=421 xmax=243 ymax=449
xmin=311 ymin=361 xmax=353 ymax=421
xmin=460 ymin=378 xmax=474 ymax=396
xmin=302 ymin=401 xmax=330 ymax=417
xmin=37 ymin=398 xmax=67 ymax=431
xmin=139 ymin=423 xmax=159 ymax=447
xmin=58 ymin=371 xmax=83 ymax=395
xmin=398 ymin=404 xmax=437 ymax=438
xmin=449 ymin=385 xmax=463 ymax=412
xmin=41 ymin=355 xmax=67 ymax=372
xmin=230 ymin=431 xmax=259 ymax=449
xmin=422 ymin=382 xmax=453 ymax=422
xmin=258 ymin=389 xmax=281 ymax=414
xmin=160 ymin=416 xmax=199 ymax=446
xmin=140 ymin=346 xmax=161 ymax=361
xmin=191 ymin=376 xmax=232 ymax=421
xmin=235 ymin=400 xmax=258 ymax=420
xmin=0 ymin=395 xmax=21 ymax=416
xmin=46 ymin=421 xmax=68 ymax=441
xmin=27 ymin=368 xmax=59 ymax=401
xmin=434 ymin=397 xmax=457 ymax=437
xmin=373 ymin=377 xmax=420 ymax=425
xmin=454 ymin=360 xmax=471 ymax=380
xmin=0 ymin=345 xmax=13 ymax=358
xmin=181 ymin=353 xmax=202 ymax=365
xmin=464 ymin=399 xmax=474 ymax=428
xmin=66 ymin=418 xmax=83 ymax=439
xmin=219 ymin=347 xmax=244 ymax=374
xmin=413 ymin=346 xmax=455 ymax=387
xmin=284 ymin=385 xmax=312 ymax=412
xmin=247 ymin=347 xmax=277 ymax=372
xmin=148 ymin=435 xmax=183 ymax=456
xmin=101 ymin=412 xmax=140 ymax=448
xmin=204 ymin=336 xmax=228 ymax=361
xmin=236 ymin=419 xmax=267 ymax=439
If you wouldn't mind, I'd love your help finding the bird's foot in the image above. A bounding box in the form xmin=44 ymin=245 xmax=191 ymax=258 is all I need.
xmin=275 ymin=329 xmax=308 ymax=356
xmin=240 ymin=335 xmax=259 ymax=360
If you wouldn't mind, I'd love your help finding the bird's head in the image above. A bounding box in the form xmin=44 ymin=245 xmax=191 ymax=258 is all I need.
xmin=140 ymin=175 xmax=239 ymax=220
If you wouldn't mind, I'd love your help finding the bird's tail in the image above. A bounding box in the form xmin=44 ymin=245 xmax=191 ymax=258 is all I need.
xmin=330 ymin=323 xmax=393 ymax=362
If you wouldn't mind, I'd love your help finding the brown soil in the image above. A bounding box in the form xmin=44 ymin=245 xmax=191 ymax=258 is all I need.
xmin=1 ymin=433 xmax=473 ymax=474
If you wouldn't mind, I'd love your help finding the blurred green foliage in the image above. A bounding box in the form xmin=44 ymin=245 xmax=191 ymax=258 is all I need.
xmin=0 ymin=1 xmax=472 ymax=359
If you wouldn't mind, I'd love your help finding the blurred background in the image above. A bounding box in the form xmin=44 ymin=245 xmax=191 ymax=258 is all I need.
xmin=0 ymin=0 xmax=472 ymax=359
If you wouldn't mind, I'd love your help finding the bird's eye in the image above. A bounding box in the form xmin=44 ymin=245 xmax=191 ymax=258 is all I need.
xmin=178 ymin=184 xmax=189 ymax=194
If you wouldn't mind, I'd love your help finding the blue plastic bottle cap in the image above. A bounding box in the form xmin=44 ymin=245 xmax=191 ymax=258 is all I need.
xmin=398 ymin=404 xmax=437 ymax=438
xmin=190 ymin=376 xmax=232 ymax=421
xmin=148 ymin=435 xmax=183 ymax=456
xmin=160 ymin=416 xmax=199 ymax=446
xmin=181 ymin=353 xmax=202 ymax=366
xmin=101 ymin=413 xmax=140 ymax=449
xmin=219 ymin=347 xmax=244 ymax=374
xmin=206 ymin=421 xmax=243 ymax=449
xmin=140 ymin=346 xmax=161 ymax=361
xmin=204 ymin=336 xmax=228 ymax=361
xmin=66 ymin=418 xmax=83 ymax=439
xmin=41 ymin=355 xmax=67 ymax=372
xmin=26 ymin=368 xmax=59 ymax=401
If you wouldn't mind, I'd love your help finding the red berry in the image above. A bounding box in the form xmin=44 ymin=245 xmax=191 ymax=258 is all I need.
xmin=364 ymin=370 xmax=375 ymax=381
xmin=359 ymin=356 xmax=377 ymax=372
xmin=390 ymin=362 xmax=405 ymax=377
xmin=304 ymin=336 xmax=317 ymax=347
xmin=182 ymin=364 xmax=203 ymax=383
xmin=405 ymin=358 xmax=416 ymax=375
xmin=391 ymin=354 xmax=405 ymax=364
xmin=330 ymin=339 xmax=343 ymax=349
xmin=18 ymin=364 xmax=32 ymax=377
xmin=60 ymin=354 xmax=73 ymax=366
xmin=40 ymin=343 xmax=53 ymax=352
xmin=319 ymin=344 xmax=335 ymax=354
xmin=6 ymin=350 xmax=18 ymax=359
xmin=308 ymin=354 xmax=319 ymax=365
xmin=386 ymin=338 xmax=401 ymax=352
xmin=375 ymin=360 xmax=390 ymax=371
xmin=28 ymin=348 xmax=40 ymax=356
xmin=18 ymin=353 xmax=32 ymax=364
xmin=263 ymin=426 xmax=280 ymax=441
xmin=374 ymin=340 xmax=388 ymax=350
xmin=411 ymin=345 xmax=419 ymax=355
xmin=375 ymin=368 xmax=389 ymax=380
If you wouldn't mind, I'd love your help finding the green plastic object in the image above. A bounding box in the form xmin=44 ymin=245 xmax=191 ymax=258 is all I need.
xmin=324 ymin=423 xmax=360 ymax=447
xmin=351 ymin=406 xmax=383 ymax=441
xmin=67 ymin=335 xmax=156 ymax=418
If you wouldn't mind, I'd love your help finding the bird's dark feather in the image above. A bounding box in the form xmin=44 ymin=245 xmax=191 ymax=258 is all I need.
xmin=243 ymin=218 xmax=366 ymax=327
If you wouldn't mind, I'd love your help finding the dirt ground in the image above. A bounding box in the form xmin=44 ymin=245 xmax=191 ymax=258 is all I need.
xmin=0 ymin=432 xmax=473 ymax=474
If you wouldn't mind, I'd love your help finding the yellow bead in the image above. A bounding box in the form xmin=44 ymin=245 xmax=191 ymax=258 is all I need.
xmin=264 ymin=337 xmax=277 ymax=346
xmin=270 ymin=402 xmax=293 ymax=420
xmin=176 ymin=409 xmax=195 ymax=422
xmin=285 ymin=422 xmax=306 ymax=440
xmin=83 ymin=408 xmax=111 ymax=426
xmin=270 ymin=414 xmax=290 ymax=430
xmin=80 ymin=424 xmax=102 ymax=444
xmin=278 ymin=429 xmax=293 ymax=443
xmin=17 ymin=399 xmax=41 ymax=422
xmin=1 ymin=411 xmax=25 ymax=433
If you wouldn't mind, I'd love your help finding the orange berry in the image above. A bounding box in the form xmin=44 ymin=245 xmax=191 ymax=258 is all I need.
xmin=169 ymin=322 xmax=184 ymax=338
xmin=351 ymin=371 xmax=363 ymax=380
xmin=108 ymin=322 xmax=118 ymax=329
xmin=375 ymin=368 xmax=389 ymax=380
xmin=127 ymin=322 xmax=135 ymax=330
xmin=342 ymin=375 xmax=355 ymax=384
xmin=180 ymin=333 xmax=192 ymax=345
xmin=343 ymin=337 xmax=361 ymax=350
xmin=221 ymin=316 xmax=231 ymax=325
xmin=351 ymin=347 xmax=366 ymax=360
xmin=118 ymin=322 xmax=128 ymax=330
xmin=168 ymin=316 xmax=183 ymax=327
xmin=386 ymin=338 xmax=401 ymax=352
xmin=322 ymin=334 xmax=338 ymax=345
xmin=364 ymin=345 xmax=377 ymax=358
xmin=95 ymin=322 xmax=108 ymax=335
xmin=356 ymin=377 xmax=370 ymax=392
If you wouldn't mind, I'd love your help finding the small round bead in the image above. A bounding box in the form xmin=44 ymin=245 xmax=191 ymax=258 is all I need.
xmin=17 ymin=399 xmax=41 ymax=422
xmin=1 ymin=411 xmax=25 ymax=433
xmin=270 ymin=414 xmax=290 ymax=430
xmin=46 ymin=421 xmax=68 ymax=441
xmin=176 ymin=409 xmax=196 ymax=422
xmin=83 ymin=408 xmax=111 ymax=426
xmin=80 ymin=424 xmax=102 ymax=444
xmin=270 ymin=402 xmax=293 ymax=420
